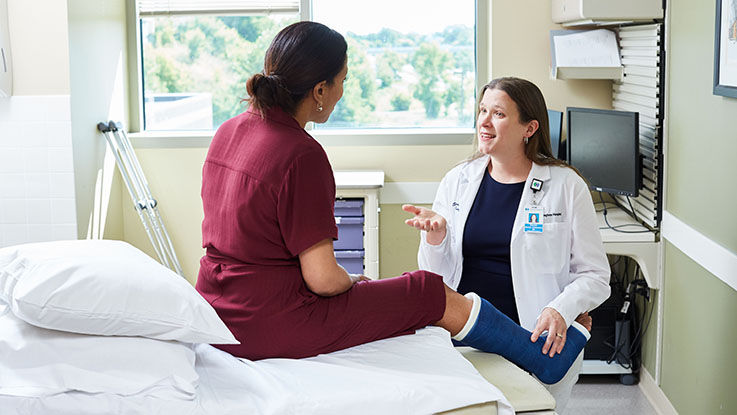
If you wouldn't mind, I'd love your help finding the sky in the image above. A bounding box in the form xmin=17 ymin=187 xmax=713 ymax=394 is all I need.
xmin=312 ymin=0 xmax=474 ymax=35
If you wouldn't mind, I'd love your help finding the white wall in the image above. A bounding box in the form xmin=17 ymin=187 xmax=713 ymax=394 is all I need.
xmin=6 ymin=0 xmax=70 ymax=96
xmin=0 ymin=0 xmax=76 ymax=248
xmin=67 ymin=0 xmax=128 ymax=240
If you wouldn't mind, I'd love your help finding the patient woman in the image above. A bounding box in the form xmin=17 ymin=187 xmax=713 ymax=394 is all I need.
xmin=196 ymin=21 xmax=589 ymax=386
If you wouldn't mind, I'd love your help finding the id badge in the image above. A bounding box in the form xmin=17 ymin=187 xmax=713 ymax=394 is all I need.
xmin=524 ymin=206 xmax=544 ymax=233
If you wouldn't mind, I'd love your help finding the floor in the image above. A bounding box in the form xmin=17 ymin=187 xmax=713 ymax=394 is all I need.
xmin=563 ymin=375 xmax=658 ymax=415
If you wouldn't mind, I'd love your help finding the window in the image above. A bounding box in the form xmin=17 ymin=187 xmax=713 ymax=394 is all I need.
xmin=135 ymin=1 xmax=479 ymax=134
xmin=312 ymin=0 xmax=475 ymax=129
xmin=138 ymin=1 xmax=299 ymax=131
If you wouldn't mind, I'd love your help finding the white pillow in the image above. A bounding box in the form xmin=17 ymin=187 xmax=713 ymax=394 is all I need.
xmin=0 ymin=240 xmax=237 ymax=344
xmin=0 ymin=302 xmax=198 ymax=399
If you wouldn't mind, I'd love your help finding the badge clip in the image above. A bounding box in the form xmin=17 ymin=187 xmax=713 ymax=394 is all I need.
xmin=530 ymin=178 xmax=543 ymax=193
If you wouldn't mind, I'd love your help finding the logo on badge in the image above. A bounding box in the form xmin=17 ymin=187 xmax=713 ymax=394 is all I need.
xmin=530 ymin=178 xmax=543 ymax=192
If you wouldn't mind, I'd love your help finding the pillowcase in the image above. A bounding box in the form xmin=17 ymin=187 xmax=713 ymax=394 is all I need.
xmin=0 ymin=239 xmax=237 ymax=344
xmin=0 ymin=302 xmax=198 ymax=399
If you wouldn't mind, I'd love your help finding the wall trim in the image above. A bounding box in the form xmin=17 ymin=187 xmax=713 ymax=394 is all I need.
xmin=129 ymin=130 xmax=475 ymax=148
xmin=662 ymin=210 xmax=737 ymax=292
xmin=379 ymin=181 xmax=440 ymax=205
xmin=639 ymin=367 xmax=678 ymax=415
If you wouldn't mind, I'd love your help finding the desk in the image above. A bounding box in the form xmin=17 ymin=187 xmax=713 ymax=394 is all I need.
xmin=584 ymin=205 xmax=661 ymax=376
xmin=598 ymin=206 xmax=661 ymax=290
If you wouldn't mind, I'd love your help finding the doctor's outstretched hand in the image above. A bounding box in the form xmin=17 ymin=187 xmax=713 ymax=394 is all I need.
xmin=402 ymin=204 xmax=447 ymax=245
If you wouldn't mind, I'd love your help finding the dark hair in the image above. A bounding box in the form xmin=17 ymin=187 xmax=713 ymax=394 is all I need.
xmin=246 ymin=21 xmax=347 ymax=115
xmin=469 ymin=77 xmax=572 ymax=171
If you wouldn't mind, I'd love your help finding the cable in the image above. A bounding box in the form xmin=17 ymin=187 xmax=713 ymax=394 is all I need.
xmin=598 ymin=192 xmax=652 ymax=234
xmin=627 ymin=265 xmax=653 ymax=367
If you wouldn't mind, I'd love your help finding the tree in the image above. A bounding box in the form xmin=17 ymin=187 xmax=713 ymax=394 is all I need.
xmin=412 ymin=42 xmax=451 ymax=119
xmin=376 ymin=50 xmax=404 ymax=89
xmin=217 ymin=16 xmax=273 ymax=42
xmin=142 ymin=16 xmax=296 ymax=126
xmin=327 ymin=37 xmax=376 ymax=126
xmin=444 ymin=47 xmax=474 ymax=122
xmin=390 ymin=93 xmax=411 ymax=111
xmin=440 ymin=24 xmax=473 ymax=46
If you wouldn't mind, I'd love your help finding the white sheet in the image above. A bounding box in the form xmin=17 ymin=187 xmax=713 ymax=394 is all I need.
xmin=0 ymin=327 xmax=513 ymax=415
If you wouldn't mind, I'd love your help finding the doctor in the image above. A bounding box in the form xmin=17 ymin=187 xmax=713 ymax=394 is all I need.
xmin=404 ymin=77 xmax=610 ymax=410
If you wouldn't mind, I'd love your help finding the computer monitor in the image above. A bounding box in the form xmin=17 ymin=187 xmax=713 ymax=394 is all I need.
xmin=547 ymin=109 xmax=564 ymax=159
xmin=566 ymin=107 xmax=641 ymax=197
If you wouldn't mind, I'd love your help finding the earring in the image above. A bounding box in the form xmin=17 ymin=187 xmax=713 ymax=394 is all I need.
xmin=524 ymin=136 xmax=529 ymax=144
xmin=317 ymin=105 xmax=324 ymax=112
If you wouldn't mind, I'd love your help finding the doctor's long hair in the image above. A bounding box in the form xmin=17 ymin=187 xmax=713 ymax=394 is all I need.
xmin=468 ymin=77 xmax=580 ymax=175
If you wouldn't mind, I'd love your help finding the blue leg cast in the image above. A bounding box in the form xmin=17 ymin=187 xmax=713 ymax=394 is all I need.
xmin=455 ymin=293 xmax=590 ymax=384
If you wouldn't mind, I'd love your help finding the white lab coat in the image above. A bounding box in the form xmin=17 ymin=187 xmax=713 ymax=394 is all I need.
xmin=418 ymin=156 xmax=610 ymax=331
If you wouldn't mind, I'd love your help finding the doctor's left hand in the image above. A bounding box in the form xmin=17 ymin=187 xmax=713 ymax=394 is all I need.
xmin=531 ymin=307 xmax=567 ymax=358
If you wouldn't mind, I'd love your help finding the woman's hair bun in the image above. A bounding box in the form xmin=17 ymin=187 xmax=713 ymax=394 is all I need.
xmin=246 ymin=73 xmax=293 ymax=114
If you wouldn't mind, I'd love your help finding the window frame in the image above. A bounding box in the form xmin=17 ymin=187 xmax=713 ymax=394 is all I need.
xmin=126 ymin=0 xmax=488 ymax=147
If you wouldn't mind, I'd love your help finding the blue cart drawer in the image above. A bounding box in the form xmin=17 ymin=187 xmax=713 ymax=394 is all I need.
xmin=334 ymin=199 xmax=364 ymax=217
xmin=334 ymin=216 xmax=364 ymax=250
xmin=335 ymin=250 xmax=365 ymax=274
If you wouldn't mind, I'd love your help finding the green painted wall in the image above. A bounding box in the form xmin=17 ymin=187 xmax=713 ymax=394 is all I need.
xmin=660 ymin=243 xmax=737 ymax=414
xmin=378 ymin=204 xmax=431 ymax=278
xmin=666 ymin=0 xmax=737 ymax=251
xmin=653 ymin=0 xmax=737 ymax=413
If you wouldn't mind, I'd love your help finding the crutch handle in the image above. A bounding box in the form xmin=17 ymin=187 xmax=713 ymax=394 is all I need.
xmin=108 ymin=120 xmax=123 ymax=132
xmin=136 ymin=199 xmax=158 ymax=210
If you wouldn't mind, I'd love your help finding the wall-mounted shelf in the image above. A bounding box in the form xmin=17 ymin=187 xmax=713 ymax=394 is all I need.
xmin=552 ymin=0 xmax=663 ymax=27
xmin=550 ymin=29 xmax=623 ymax=81
xmin=554 ymin=66 xmax=623 ymax=81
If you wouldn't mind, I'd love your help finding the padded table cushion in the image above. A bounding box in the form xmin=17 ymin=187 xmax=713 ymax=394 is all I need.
xmin=456 ymin=347 xmax=556 ymax=413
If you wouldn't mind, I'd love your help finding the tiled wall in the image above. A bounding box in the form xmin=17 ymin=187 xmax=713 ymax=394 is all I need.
xmin=0 ymin=95 xmax=77 ymax=248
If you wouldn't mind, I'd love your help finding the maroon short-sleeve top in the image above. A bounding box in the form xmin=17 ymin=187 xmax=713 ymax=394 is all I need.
xmin=201 ymin=107 xmax=338 ymax=267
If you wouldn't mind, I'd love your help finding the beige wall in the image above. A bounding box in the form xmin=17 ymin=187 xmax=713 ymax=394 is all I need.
xmin=489 ymin=1 xmax=613 ymax=115
xmin=7 ymin=0 xmax=70 ymax=95
xmin=121 ymin=148 xmax=206 ymax=284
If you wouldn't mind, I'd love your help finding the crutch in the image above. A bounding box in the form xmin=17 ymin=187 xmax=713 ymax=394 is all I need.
xmin=97 ymin=121 xmax=185 ymax=277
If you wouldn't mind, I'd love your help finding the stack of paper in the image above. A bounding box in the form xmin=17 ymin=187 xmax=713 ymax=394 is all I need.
xmin=550 ymin=29 xmax=623 ymax=80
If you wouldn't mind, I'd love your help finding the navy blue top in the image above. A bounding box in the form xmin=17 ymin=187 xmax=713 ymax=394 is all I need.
xmin=457 ymin=170 xmax=524 ymax=324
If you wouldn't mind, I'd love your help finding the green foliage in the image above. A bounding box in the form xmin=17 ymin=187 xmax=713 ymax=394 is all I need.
xmin=328 ymin=38 xmax=376 ymax=126
xmin=376 ymin=50 xmax=404 ymax=89
xmin=142 ymin=16 xmax=474 ymax=129
xmin=390 ymin=93 xmax=411 ymax=111
xmin=143 ymin=15 xmax=293 ymax=126
xmin=440 ymin=24 xmax=473 ymax=45
xmin=217 ymin=16 xmax=273 ymax=42
xmin=412 ymin=42 xmax=451 ymax=119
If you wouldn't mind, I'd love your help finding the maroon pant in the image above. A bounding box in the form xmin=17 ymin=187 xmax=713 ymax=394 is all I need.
xmin=196 ymin=257 xmax=446 ymax=360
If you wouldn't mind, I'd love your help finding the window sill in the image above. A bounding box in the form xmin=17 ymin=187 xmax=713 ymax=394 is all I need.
xmin=128 ymin=128 xmax=475 ymax=148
